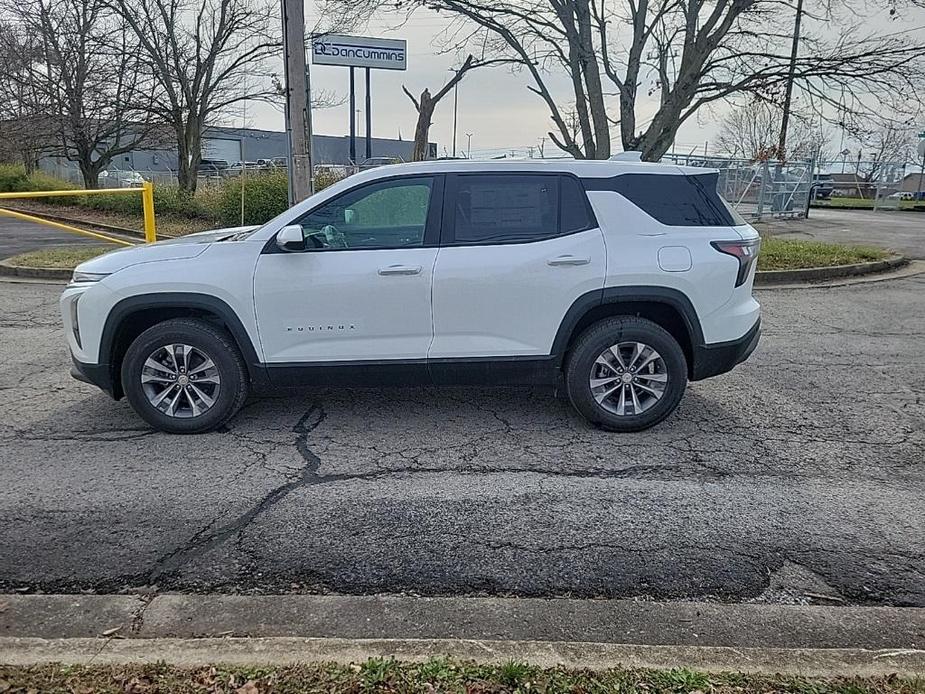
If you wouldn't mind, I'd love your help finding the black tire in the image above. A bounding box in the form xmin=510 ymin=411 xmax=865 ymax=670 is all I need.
xmin=121 ymin=318 xmax=249 ymax=434
xmin=564 ymin=317 xmax=687 ymax=432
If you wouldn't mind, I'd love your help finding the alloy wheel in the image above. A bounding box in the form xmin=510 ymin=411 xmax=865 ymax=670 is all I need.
xmin=140 ymin=343 xmax=221 ymax=418
xmin=589 ymin=341 xmax=668 ymax=416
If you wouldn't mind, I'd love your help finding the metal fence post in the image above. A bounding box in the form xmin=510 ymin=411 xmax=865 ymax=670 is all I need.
xmin=141 ymin=181 xmax=157 ymax=243
xmin=756 ymin=161 xmax=768 ymax=219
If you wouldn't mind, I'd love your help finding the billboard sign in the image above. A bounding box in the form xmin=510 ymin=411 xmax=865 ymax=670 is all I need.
xmin=311 ymin=34 xmax=407 ymax=71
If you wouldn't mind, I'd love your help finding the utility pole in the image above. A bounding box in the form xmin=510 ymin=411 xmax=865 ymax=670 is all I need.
xmin=466 ymin=132 xmax=473 ymax=159
xmin=281 ymin=0 xmax=313 ymax=203
xmin=778 ymin=0 xmax=805 ymax=162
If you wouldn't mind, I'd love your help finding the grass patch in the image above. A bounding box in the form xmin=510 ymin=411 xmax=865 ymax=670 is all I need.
xmin=758 ymin=237 xmax=890 ymax=271
xmin=1 ymin=660 xmax=922 ymax=693
xmin=5 ymin=245 xmax=114 ymax=269
xmin=812 ymin=197 xmax=924 ymax=210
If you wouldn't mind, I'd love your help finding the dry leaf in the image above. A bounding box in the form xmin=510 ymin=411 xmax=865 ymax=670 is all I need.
xmin=0 ymin=678 xmax=11 ymax=693
xmin=236 ymin=682 xmax=260 ymax=694
xmin=102 ymin=625 xmax=123 ymax=636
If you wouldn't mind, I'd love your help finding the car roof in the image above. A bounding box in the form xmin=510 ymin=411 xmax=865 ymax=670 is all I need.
xmin=346 ymin=158 xmax=710 ymax=182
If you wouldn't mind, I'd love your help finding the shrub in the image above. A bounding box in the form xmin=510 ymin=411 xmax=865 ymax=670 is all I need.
xmin=314 ymin=166 xmax=347 ymax=191
xmin=0 ymin=164 xmax=29 ymax=192
xmin=219 ymin=169 xmax=289 ymax=226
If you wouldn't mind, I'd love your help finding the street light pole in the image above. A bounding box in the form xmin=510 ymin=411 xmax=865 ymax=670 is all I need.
xmin=452 ymin=79 xmax=459 ymax=158
xmin=916 ymin=135 xmax=925 ymax=201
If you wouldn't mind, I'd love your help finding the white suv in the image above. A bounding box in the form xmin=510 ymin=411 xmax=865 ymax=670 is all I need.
xmin=61 ymin=159 xmax=761 ymax=434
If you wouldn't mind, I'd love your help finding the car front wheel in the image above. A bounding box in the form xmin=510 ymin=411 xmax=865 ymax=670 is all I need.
xmin=121 ymin=318 xmax=249 ymax=434
xmin=565 ymin=317 xmax=688 ymax=432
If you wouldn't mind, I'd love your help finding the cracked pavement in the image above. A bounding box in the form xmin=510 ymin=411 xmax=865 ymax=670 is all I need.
xmin=0 ymin=276 xmax=923 ymax=605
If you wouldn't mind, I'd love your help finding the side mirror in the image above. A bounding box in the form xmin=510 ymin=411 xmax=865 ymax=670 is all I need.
xmin=276 ymin=224 xmax=305 ymax=252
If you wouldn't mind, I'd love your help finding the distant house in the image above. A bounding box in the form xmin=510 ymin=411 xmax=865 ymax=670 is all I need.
xmin=898 ymin=172 xmax=925 ymax=194
xmin=829 ymin=173 xmax=871 ymax=198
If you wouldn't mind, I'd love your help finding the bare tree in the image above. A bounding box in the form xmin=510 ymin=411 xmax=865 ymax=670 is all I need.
xmin=1 ymin=0 xmax=159 ymax=188
xmin=715 ymin=100 xmax=828 ymax=162
xmin=0 ymin=21 xmax=58 ymax=171
xmin=362 ymin=0 xmax=925 ymax=161
xmin=846 ymin=118 xmax=918 ymax=182
xmin=111 ymin=0 xmax=278 ymax=193
xmin=401 ymin=54 xmax=485 ymax=160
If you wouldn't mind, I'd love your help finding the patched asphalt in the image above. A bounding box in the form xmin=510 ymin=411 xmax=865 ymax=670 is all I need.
xmin=0 ymin=276 xmax=923 ymax=605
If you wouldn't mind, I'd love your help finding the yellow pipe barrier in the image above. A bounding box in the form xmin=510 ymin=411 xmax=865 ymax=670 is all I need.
xmin=141 ymin=181 xmax=156 ymax=243
xmin=0 ymin=183 xmax=157 ymax=242
xmin=0 ymin=206 xmax=136 ymax=247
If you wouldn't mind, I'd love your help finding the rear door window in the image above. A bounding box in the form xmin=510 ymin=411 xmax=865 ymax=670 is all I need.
xmin=584 ymin=172 xmax=742 ymax=226
xmin=445 ymin=174 xmax=596 ymax=245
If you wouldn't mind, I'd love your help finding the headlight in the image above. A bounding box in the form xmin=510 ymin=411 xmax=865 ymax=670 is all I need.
xmin=71 ymin=270 xmax=110 ymax=284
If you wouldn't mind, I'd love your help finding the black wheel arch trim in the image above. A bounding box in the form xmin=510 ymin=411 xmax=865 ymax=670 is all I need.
xmin=550 ymin=286 xmax=706 ymax=360
xmin=98 ymin=293 xmax=267 ymax=389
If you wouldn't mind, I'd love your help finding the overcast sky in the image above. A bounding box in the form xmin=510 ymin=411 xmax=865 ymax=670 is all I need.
xmin=238 ymin=2 xmax=925 ymax=159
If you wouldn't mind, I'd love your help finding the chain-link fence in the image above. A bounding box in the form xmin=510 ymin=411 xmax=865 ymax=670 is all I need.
xmin=809 ymin=160 xmax=922 ymax=211
xmin=661 ymin=154 xmax=814 ymax=220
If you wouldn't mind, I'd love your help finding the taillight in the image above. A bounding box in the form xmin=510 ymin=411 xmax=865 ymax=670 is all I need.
xmin=711 ymin=239 xmax=760 ymax=287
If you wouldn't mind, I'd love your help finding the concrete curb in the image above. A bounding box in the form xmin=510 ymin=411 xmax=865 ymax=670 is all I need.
xmin=2 ymin=594 xmax=925 ymax=675
xmin=2 ymin=636 xmax=924 ymax=676
xmin=0 ymin=258 xmax=73 ymax=280
xmin=6 ymin=595 xmax=925 ymax=647
xmin=755 ymin=255 xmax=908 ymax=285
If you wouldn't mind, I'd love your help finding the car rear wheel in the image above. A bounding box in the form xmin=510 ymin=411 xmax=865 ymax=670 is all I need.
xmin=565 ymin=317 xmax=687 ymax=432
xmin=121 ymin=318 xmax=249 ymax=434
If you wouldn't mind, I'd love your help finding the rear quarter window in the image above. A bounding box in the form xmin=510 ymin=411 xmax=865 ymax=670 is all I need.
xmin=584 ymin=172 xmax=743 ymax=226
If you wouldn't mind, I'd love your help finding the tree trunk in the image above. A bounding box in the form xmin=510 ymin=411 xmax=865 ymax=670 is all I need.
xmin=79 ymin=163 xmax=101 ymax=189
xmin=412 ymin=96 xmax=436 ymax=161
xmin=176 ymin=122 xmax=202 ymax=195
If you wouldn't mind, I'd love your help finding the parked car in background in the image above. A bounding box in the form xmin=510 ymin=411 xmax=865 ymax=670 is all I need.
xmin=99 ymin=170 xmax=145 ymax=188
xmin=359 ymin=156 xmax=403 ymax=170
xmin=810 ymin=173 xmax=834 ymax=200
xmin=62 ymin=159 xmax=761 ymax=434
xmin=197 ymin=159 xmax=230 ymax=178
xmin=225 ymin=161 xmax=260 ymax=176
xmin=887 ymin=191 xmax=916 ymax=201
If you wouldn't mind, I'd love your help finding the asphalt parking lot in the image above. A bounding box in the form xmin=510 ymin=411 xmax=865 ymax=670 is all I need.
xmin=0 ymin=216 xmax=102 ymax=259
xmin=0 ymin=275 xmax=923 ymax=606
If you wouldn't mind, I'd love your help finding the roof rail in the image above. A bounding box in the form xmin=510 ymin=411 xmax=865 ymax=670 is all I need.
xmin=609 ymin=151 xmax=643 ymax=162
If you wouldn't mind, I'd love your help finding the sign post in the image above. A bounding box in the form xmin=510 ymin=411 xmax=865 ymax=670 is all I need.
xmin=365 ymin=67 xmax=372 ymax=160
xmin=311 ymin=34 xmax=408 ymax=166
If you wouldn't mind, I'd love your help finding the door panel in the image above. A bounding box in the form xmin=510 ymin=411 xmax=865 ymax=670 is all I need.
xmin=429 ymin=229 xmax=606 ymax=358
xmin=254 ymin=249 xmax=437 ymax=362
xmin=253 ymin=175 xmax=441 ymax=364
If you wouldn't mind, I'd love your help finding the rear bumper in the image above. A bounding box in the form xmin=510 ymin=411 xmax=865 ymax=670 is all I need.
xmin=70 ymin=356 xmax=118 ymax=399
xmin=691 ymin=318 xmax=760 ymax=381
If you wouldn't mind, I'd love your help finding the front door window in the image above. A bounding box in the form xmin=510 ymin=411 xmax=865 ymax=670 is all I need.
xmin=294 ymin=177 xmax=434 ymax=250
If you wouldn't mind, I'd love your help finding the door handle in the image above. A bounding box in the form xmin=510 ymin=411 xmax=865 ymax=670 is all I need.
xmin=547 ymin=255 xmax=591 ymax=266
xmin=378 ymin=264 xmax=422 ymax=276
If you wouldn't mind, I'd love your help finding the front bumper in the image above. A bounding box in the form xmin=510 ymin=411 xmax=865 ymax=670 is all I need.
xmin=70 ymin=355 xmax=119 ymax=399
xmin=691 ymin=318 xmax=760 ymax=381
